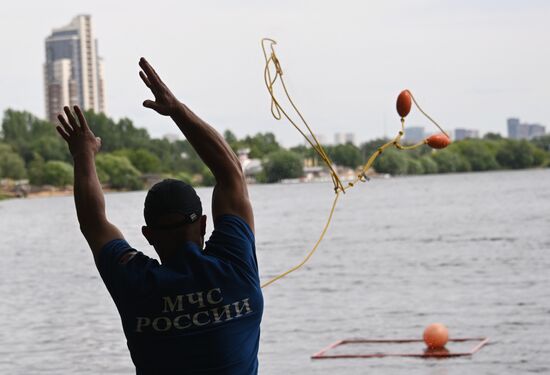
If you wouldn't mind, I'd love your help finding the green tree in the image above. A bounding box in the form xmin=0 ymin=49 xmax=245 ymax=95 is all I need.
xmin=28 ymin=153 xmax=46 ymax=185
xmin=223 ymin=129 xmax=238 ymax=144
xmin=374 ymin=149 xmax=409 ymax=175
xmin=452 ymin=140 xmax=498 ymax=171
xmin=262 ymin=150 xmax=303 ymax=183
xmin=96 ymin=154 xmax=142 ymax=190
xmin=326 ymin=143 xmax=363 ymax=168
xmin=1 ymin=109 xmax=63 ymax=163
xmin=83 ymin=111 xmax=150 ymax=152
xmin=114 ymin=148 xmax=161 ymax=173
xmin=531 ymin=135 xmax=550 ymax=153
xmin=483 ymin=132 xmax=503 ymax=140
xmin=406 ymin=158 xmax=425 ymax=175
xmin=145 ymin=138 xmax=204 ymax=174
xmin=533 ymin=148 xmax=548 ymax=166
xmin=42 ymin=161 xmax=73 ymax=186
xmin=420 ymin=155 xmax=438 ymax=174
xmin=242 ymin=132 xmax=280 ymax=158
xmin=0 ymin=143 xmax=27 ymax=179
xmin=131 ymin=149 xmax=161 ymax=173
xmin=1 ymin=110 xmax=35 ymax=149
xmin=496 ymin=140 xmax=537 ymax=169
xmin=289 ymin=144 xmax=318 ymax=160
xmin=432 ymin=150 xmax=471 ymax=173
xmin=29 ymin=136 xmax=68 ymax=162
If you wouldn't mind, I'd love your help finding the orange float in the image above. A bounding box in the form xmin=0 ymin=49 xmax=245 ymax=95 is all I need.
xmin=423 ymin=323 xmax=449 ymax=349
xmin=426 ymin=133 xmax=451 ymax=149
xmin=396 ymin=90 xmax=412 ymax=118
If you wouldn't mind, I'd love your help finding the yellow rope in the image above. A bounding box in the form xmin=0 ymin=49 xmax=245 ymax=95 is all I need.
xmin=260 ymin=192 xmax=340 ymax=288
xmin=261 ymin=39 xmax=345 ymax=193
xmin=260 ymin=38 xmax=447 ymax=289
xmin=406 ymin=90 xmax=450 ymax=138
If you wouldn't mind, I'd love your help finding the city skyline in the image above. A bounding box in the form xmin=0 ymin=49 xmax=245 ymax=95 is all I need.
xmin=507 ymin=118 xmax=546 ymax=140
xmin=44 ymin=14 xmax=105 ymax=123
xmin=1 ymin=1 xmax=549 ymax=146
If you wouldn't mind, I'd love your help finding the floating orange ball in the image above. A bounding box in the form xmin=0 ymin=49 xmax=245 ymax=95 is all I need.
xmin=396 ymin=90 xmax=412 ymax=118
xmin=426 ymin=133 xmax=451 ymax=149
xmin=423 ymin=323 xmax=449 ymax=349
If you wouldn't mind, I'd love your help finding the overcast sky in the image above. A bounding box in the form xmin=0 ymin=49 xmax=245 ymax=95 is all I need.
xmin=1 ymin=0 xmax=549 ymax=146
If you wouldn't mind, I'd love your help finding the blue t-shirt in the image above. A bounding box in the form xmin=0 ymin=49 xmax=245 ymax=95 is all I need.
xmin=97 ymin=215 xmax=263 ymax=375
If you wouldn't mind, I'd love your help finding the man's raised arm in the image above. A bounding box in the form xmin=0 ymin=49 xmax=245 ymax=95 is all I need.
xmin=56 ymin=106 xmax=124 ymax=259
xmin=138 ymin=58 xmax=254 ymax=232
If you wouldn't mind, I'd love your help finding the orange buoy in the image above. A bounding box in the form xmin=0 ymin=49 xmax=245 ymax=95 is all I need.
xmin=396 ymin=90 xmax=412 ymax=118
xmin=423 ymin=323 xmax=449 ymax=349
xmin=426 ymin=133 xmax=451 ymax=149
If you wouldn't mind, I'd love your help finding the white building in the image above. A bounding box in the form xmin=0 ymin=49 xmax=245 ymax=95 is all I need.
xmin=334 ymin=132 xmax=355 ymax=145
xmin=237 ymin=148 xmax=262 ymax=178
xmin=44 ymin=15 xmax=105 ymax=123
xmin=454 ymin=128 xmax=479 ymax=141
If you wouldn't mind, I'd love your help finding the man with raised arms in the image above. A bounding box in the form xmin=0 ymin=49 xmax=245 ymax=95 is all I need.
xmin=56 ymin=58 xmax=263 ymax=374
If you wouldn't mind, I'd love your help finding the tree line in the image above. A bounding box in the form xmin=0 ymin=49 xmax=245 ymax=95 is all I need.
xmin=1 ymin=109 xmax=549 ymax=191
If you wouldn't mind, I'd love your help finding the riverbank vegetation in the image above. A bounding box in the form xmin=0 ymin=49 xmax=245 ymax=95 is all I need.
xmin=1 ymin=109 xmax=549 ymax=193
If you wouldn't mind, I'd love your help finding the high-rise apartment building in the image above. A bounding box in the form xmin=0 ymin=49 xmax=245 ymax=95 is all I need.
xmin=507 ymin=118 xmax=523 ymax=139
xmin=527 ymin=124 xmax=545 ymax=139
xmin=44 ymin=15 xmax=105 ymax=123
xmin=507 ymin=118 xmax=546 ymax=140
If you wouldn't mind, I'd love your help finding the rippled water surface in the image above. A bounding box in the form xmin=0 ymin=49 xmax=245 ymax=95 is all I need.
xmin=1 ymin=169 xmax=549 ymax=374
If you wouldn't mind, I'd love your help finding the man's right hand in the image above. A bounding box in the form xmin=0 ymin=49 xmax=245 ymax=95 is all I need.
xmin=139 ymin=57 xmax=180 ymax=116
xmin=139 ymin=56 xmax=254 ymax=233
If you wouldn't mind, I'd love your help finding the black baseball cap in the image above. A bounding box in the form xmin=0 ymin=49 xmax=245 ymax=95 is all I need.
xmin=144 ymin=179 xmax=202 ymax=229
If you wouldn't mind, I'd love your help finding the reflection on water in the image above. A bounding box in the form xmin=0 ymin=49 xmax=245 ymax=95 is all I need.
xmin=1 ymin=169 xmax=549 ymax=374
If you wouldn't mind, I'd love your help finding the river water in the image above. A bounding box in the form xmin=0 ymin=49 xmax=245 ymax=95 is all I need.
xmin=1 ymin=169 xmax=549 ymax=374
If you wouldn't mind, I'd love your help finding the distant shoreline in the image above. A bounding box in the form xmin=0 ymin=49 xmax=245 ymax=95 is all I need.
xmin=26 ymin=190 xmax=74 ymax=199
xmin=0 ymin=186 xmax=122 ymax=201
xmin=2 ymin=167 xmax=548 ymax=202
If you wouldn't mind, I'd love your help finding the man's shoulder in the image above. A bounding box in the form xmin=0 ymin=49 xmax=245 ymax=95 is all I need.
xmin=212 ymin=214 xmax=255 ymax=243
xmin=205 ymin=214 xmax=259 ymax=280
xmin=97 ymin=239 xmax=159 ymax=294
xmin=99 ymin=239 xmax=156 ymax=268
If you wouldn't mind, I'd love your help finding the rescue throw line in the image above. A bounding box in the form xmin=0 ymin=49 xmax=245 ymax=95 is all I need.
xmin=260 ymin=38 xmax=451 ymax=288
